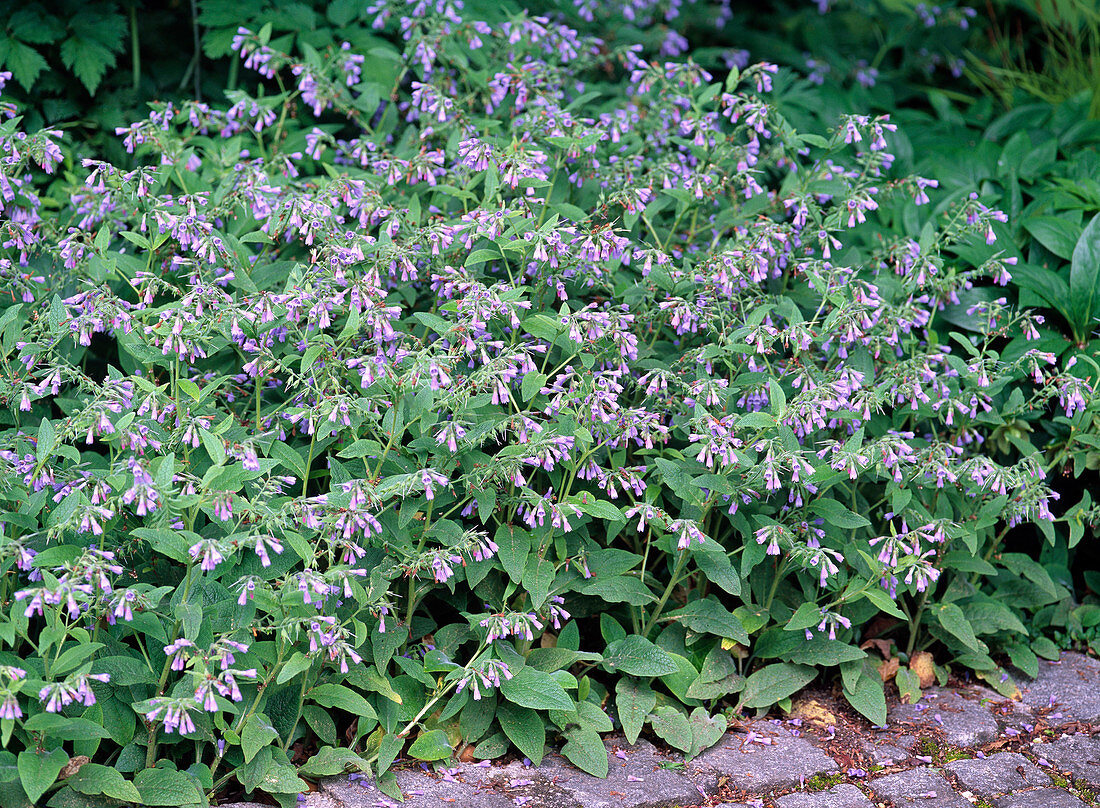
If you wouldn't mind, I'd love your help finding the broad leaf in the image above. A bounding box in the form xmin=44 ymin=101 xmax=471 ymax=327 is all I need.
xmin=18 ymin=749 xmax=67 ymax=806
xmin=562 ymin=726 xmax=608 ymax=778
xmin=649 ymin=706 xmax=692 ymax=753
xmin=740 ymin=663 xmax=817 ymax=709
xmin=602 ymin=635 xmax=679 ymax=676
xmin=1070 ymin=213 xmax=1100 ymax=341
xmin=67 ymin=763 xmax=142 ymax=802
xmin=499 ymin=666 xmax=575 ymax=712
xmin=408 ymin=729 xmax=452 ymax=761
xmin=615 ymin=677 xmax=655 ymax=745
xmin=497 ymin=703 xmax=546 ymax=765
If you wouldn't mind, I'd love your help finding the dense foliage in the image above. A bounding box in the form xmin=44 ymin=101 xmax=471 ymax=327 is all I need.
xmin=1 ymin=1 xmax=1099 ymax=807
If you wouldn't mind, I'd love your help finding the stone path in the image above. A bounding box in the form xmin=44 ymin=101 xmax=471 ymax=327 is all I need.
xmin=222 ymin=652 xmax=1100 ymax=808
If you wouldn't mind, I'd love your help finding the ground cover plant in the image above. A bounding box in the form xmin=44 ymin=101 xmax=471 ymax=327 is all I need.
xmin=1 ymin=2 xmax=1098 ymax=807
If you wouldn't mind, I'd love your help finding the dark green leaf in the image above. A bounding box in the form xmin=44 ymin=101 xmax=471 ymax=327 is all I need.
xmin=499 ymin=666 xmax=574 ymax=712
xmin=408 ymin=729 xmax=452 ymax=761
xmin=809 ymin=499 xmax=871 ymax=529
xmin=561 ymin=727 xmax=608 ymax=778
xmin=740 ymin=663 xmax=817 ymax=709
xmin=497 ymin=703 xmax=545 ymax=765
xmin=602 ymin=635 xmax=679 ymax=676
xmin=615 ymin=677 xmax=655 ymax=745
xmin=18 ymin=749 xmax=67 ymax=806
xmin=67 ymin=764 xmax=141 ymax=802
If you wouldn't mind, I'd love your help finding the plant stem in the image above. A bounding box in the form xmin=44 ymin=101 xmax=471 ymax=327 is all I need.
xmin=301 ymin=429 xmax=317 ymax=499
xmin=190 ymin=0 xmax=202 ymax=102
xmin=640 ymin=549 xmax=690 ymax=637
xmin=130 ymin=5 xmax=141 ymax=92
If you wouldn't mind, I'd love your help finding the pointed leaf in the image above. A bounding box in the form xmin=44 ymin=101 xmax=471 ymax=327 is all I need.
xmin=562 ymin=726 xmax=608 ymax=778
xmin=497 ymin=703 xmax=546 ymax=765
xmin=615 ymin=677 xmax=655 ymax=745
xmin=18 ymin=749 xmax=67 ymax=806
xmin=649 ymin=706 xmax=692 ymax=753
xmin=740 ymin=663 xmax=817 ymax=709
xmin=602 ymin=635 xmax=678 ymax=676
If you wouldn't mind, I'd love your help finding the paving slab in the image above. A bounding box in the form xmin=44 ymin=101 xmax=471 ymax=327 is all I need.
xmin=1018 ymin=654 xmax=1100 ymax=722
xmin=774 ymin=783 xmax=875 ymax=807
xmin=858 ymin=736 xmax=913 ymax=765
xmin=944 ymin=752 xmax=1050 ymax=795
xmin=531 ymin=743 xmax=706 ymax=808
xmin=465 ymin=760 xmax=581 ymax=808
xmin=993 ymin=788 xmax=1088 ymax=808
xmin=1030 ymin=732 xmax=1100 ymax=788
xmin=868 ymin=768 xmax=969 ymax=808
xmin=319 ymin=770 xmax=518 ymax=808
xmin=690 ymin=722 xmax=838 ymax=792
xmin=887 ymin=688 xmax=1000 ymax=746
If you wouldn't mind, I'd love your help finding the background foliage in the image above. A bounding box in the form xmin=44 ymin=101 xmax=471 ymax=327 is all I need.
xmin=0 ymin=1 xmax=1098 ymax=806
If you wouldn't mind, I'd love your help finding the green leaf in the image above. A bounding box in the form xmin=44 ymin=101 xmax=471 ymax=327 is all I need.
xmin=686 ymin=707 xmax=727 ymax=759
xmin=59 ymin=35 xmax=118 ymax=94
xmin=241 ymin=713 xmax=279 ymax=764
xmin=67 ymin=763 xmax=141 ymax=802
xmin=522 ymin=554 xmax=554 ymax=611
xmin=579 ymin=575 xmax=656 ymax=605
xmin=298 ymin=747 xmax=370 ymax=778
xmin=0 ymin=38 xmax=48 ymax=89
xmin=495 ymin=525 xmax=530 ymax=584
xmin=500 ymin=666 xmax=574 ymax=712
xmin=740 ymin=663 xmax=817 ymax=709
xmin=932 ymin=603 xmax=988 ymax=654
xmin=575 ymin=701 xmax=613 ymax=733
xmin=649 ymin=706 xmax=692 ymax=753
xmin=691 ymin=544 xmax=741 ymax=596
xmin=861 ymin=586 xmax=907 ymax=620
xmin=18 ymin=749 xmax=67 ymax=806
xmin=895 ymin=667 xmax=922 ymax=705
xmin=521 ymin=372 xmax=547 ymax=402
xmin=602 ymin=635 xmax=679 ymax=676
xmin=376 ymin=734 xmax=403 ymax=776
xmin=561 ymin=726 xmax=608 ymax=778
xmin=309 ymin=683 xmax=379 ymax=720
xmin=660 ymin=653 xmax=702 ymax=705
xmin=809 ymin=499 xmax=871 ymax=529
xmin=52 ymin=642 xmax=104 ymax=676
xmin=843 ymin=664 xmax=887 ymax=726
xmin=667 ymin=598 xmax=750 ymax=643
xmin=276 ymin=652 xmax=312 ymax=685
xmin=132 ymin=769 xmax=204 ymax=804
xmin=1070 ymin=213 xmax=1100 ymax=337
xmin=1006 ymin=643 xmax=1039 ymax=679
xmin=408 ymin=729 xmax=452 ymax=761
xmin=497 ymin=703 xmax=545 ymax=765
xmin=1031 ymin=636 xmax=1061 ymax=660
xmin=615 ymin=677 xmax=656 ymax=745
xmin=785 ymin=639 xmax=866 ymax=666
xmin=22 ymin=715 xmax=111 ymax=741
xmin=1010 ymin=262 xmax=1071 ymax=311
xmin=473 ymin=732 xmax=509 ymax=760
xmin=268 ymin=441 xmax=306 ymax=478
xmin=199 ymin=429 xmax=226 ymax=467
xmin=1024 ymin=216 xmax=1080 ymax=260
xmin=36 ymin=418 xmax=56 ymax=463
xmin=964 ymin=602 xmax=1028 ymax=636
xmin=686 ymin=673 xmax=745 ymax=700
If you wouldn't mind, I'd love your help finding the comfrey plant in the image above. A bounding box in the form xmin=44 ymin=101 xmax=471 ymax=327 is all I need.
xmin=0 ymin=3 xmax=1094 ymax=805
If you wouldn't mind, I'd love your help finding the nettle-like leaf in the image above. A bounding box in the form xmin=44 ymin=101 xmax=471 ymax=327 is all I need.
xmin=0 ymin=36 xmax=48 ymax=88
xmin=59 ymin=36 xmax=118 ymax=95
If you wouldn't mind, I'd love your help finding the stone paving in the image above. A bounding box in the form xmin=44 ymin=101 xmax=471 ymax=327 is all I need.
xmin=221 ymin=652 xmax=1100 ymax=808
